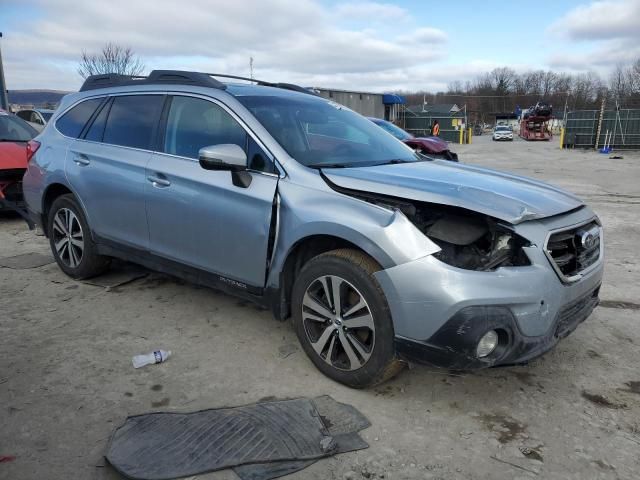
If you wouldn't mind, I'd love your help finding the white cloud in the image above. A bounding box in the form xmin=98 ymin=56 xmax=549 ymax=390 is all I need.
xmin=1 ymin=0 xmax=450 ymax=91
xmin=547 ymin=0 xmax=640 ymax=71
xmin=333 ymin=2 xmax=410 ymax=21
xmin=397 ymin=27 xmax=448 ymax=45
xmin=549 ymin=0 xmax=640 ymax=40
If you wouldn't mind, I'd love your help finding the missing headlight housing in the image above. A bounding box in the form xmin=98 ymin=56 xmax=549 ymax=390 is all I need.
xmin=380 ymin=201 xmax=530 ymax=271
xmin=430 ymin=220 xmax=531 ymax=271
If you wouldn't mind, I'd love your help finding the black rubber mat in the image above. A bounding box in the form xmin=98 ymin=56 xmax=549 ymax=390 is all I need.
xmin=0 ymin=252 xmax=54 ymax=269
xmin=234 ymin=395 xmax=371 ymax=480
xmin=82 ymin=261 xmax=148 ymax=288
xmin=106 ymin=397 xmax=360 ymax=480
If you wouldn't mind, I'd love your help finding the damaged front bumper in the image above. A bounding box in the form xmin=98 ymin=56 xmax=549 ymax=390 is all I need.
xmin=374 ymin=211 xmax=604 ymax=370
xmin=393 ymin=286 xmax=599 ymax=369
xmin=0 ymin=179 xmax=35 ymax=229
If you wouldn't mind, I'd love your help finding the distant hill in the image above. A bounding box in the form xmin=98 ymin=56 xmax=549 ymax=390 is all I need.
xmin=7 ymin=90 xmax=70 ymax=107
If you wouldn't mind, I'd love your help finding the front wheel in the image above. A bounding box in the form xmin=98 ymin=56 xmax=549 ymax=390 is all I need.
xmin=291 ymin=249 xmax=403 ymax=388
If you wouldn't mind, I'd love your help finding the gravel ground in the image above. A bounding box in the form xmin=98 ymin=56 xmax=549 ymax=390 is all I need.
xmin=1 ymin=135 xmax=639 ymax=480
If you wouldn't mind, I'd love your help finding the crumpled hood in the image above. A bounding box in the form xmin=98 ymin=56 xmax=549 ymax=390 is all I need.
xmin=323 ymin=160 xmax=584 ymax=224
xmin=0 ymin=142 xmax=28 ymax=170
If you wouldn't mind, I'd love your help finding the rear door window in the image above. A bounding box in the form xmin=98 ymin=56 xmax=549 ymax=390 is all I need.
xmin=83 ymin=99 xmax=112 ymax=143
xmin=103 ymin=95 xmax=164 ymax=150
xmin=56 ymin=98 xmax=104 ymax=138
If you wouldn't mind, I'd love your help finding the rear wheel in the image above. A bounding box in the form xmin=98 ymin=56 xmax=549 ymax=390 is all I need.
xmin=292 ymin=249 xmax=403 ymax=388
xmin=47 ymin=194 xmax=110 ymax=279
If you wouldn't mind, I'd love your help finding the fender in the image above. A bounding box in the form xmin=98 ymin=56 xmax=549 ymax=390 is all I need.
xmin=266 ymin=180 xmax=440 ymax=290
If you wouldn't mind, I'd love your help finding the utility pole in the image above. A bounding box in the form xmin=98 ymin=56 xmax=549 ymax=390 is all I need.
xmin=0 ymin=32 xmax=9 ymax=111
xmin=249 ymin=57 xmax=254 ymax=82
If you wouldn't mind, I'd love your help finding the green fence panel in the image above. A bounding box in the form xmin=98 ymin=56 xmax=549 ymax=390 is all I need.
xmin=564 ymin=109 xmax=640 ymax=150
xmin=402 ymin=114 xmax=463 ymax=144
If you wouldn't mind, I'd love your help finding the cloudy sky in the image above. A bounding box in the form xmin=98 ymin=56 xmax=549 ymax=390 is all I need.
xmin=1 ymin=0 xmax=639 ymax=92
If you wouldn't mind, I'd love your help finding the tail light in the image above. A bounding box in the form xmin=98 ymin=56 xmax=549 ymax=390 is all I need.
xmin=26 ymin=140 xmax=41 ymax=163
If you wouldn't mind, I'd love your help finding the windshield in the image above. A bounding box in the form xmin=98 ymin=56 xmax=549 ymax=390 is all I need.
xmin=371 ymin=118 xmax=414 ymax=141
xmin=495 ymin=126 xmax=510 ymax=131
xmin=236 ymin=95 xmax=419 ymax=168
xmin=0 ymin=115 xmax=38 ymax=142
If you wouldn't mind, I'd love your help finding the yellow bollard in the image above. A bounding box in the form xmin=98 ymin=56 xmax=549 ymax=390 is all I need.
xmin=467 ymin=127 xmax=472 ymax=144
xmin=559 ymin=128 xmax=565 ymax=149
xmin=459 ymin=127 xmax=463 ymax=145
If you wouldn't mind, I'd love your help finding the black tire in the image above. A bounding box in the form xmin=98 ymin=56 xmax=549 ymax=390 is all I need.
xmin=291 ymin=249 xmax=403 ymax=388
xmin=47 ymin=194 xmax=110 ymax=279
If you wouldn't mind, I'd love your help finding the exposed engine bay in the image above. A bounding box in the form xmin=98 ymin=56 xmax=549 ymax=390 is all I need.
xmin=326 ymin=179 xmax=531 ymax=271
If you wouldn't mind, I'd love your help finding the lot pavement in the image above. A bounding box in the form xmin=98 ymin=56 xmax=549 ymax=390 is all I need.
xmin=1 ymin=135 xmax=639 ymax=480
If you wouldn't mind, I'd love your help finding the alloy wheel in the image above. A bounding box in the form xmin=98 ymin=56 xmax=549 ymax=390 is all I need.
xmin=52 ymin=207 xmax=84 ymax=268
xmin=302 ymin=275 xmax=375 ymax=371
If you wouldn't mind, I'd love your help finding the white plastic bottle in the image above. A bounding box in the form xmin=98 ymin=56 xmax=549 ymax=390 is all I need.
xmin=132 ymin=350 xmax=171 ymax=369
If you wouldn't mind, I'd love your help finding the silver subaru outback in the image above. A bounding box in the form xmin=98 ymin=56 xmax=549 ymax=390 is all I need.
xmin=23 ymin=71 xmax=603 ymax=388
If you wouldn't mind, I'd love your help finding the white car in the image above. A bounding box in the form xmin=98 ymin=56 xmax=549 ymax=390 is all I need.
xmin=493 ymin=125 xmax=513 ymax=141
xmin=16 ymin=109 xmax=55 ymax=132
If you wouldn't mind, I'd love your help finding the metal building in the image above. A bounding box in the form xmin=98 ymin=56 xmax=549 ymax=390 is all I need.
xmin=313 ymin=88 xmax=405 ymax=121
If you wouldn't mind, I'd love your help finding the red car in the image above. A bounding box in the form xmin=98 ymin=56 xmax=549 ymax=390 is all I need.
xmin=369 ymin=117 xmax=458 ymax=161
xmin=0 ymin=110 xmax=39 ymax=222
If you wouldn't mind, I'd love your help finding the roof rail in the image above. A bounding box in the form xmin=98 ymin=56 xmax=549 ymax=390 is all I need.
xmin=79 ymin=70 xmax=226 ymax=92
xmin=204 ymin=73 xmax=318 ymax=96
xmin=79 ymin=69 xmax=317 ymax=96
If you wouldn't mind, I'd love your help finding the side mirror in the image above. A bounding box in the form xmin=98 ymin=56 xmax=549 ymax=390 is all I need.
xmin=199 ymin=144 xmax=247 ymax=171
xmin=198 ymin=144 xmax=252 ymax=188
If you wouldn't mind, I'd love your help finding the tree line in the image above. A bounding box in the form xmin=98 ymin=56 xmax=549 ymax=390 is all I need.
xmin=402 ymin=61 xmax=640 ymax=124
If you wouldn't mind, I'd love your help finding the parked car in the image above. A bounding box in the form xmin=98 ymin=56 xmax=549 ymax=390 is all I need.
xmin=523 ymin=102 xmax=552 ymax=120
xmin=368 ymin=117 xmax=458 ymax=161
xmin=23 ymin=70 xmax=603 ymax=388
xmin=493 ymin=125 xmax=514 ymax=141
xmin=0 ymin=110 xmax=38 ymax=215
xmin=16 ymin=108 xmax=55 ymax=132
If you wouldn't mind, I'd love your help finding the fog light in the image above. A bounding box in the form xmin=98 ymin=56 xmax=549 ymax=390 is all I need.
xmin=476 ymin=330 xmax=499 ymax=358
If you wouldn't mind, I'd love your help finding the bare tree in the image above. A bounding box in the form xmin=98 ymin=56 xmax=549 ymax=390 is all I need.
xmin=489 ymin=67 xmax=516 ymax=95
xmin=629 ymin=58 xmax=640 ymax=94
xmin=609 ymin=64 xmax=630 ymax=102
xmin=78 ymin=43 xmax=145 ymax=79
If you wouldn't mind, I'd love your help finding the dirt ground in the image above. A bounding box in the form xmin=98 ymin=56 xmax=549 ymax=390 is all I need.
xmin=1 ymin=135 xmax=639 ymax=480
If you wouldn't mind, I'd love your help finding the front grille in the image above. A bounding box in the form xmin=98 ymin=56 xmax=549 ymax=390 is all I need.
xmin=1 ymin=181 xmax=24 ymax=202
xmin=546 ymin=220 xmax=601 ymax=281
xmin=555 ymin=286 xmax=600 ymax=338
xmin=0 ymin=168 xmax=26 ymax=181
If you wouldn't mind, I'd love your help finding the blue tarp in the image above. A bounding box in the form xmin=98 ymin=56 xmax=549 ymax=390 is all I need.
xmin=383 ymin=93 xmax=405 ymax=105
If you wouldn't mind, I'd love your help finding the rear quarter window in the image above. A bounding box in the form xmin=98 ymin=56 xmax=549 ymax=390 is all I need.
xmin=55 ymin=98 xmax=104 ymax=138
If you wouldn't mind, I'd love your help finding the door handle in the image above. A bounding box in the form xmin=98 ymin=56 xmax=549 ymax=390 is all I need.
xmin=147 ymin=175 xmax=171 ymax=188
xmin=73 ymin=153 xmax=90 ymax=166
